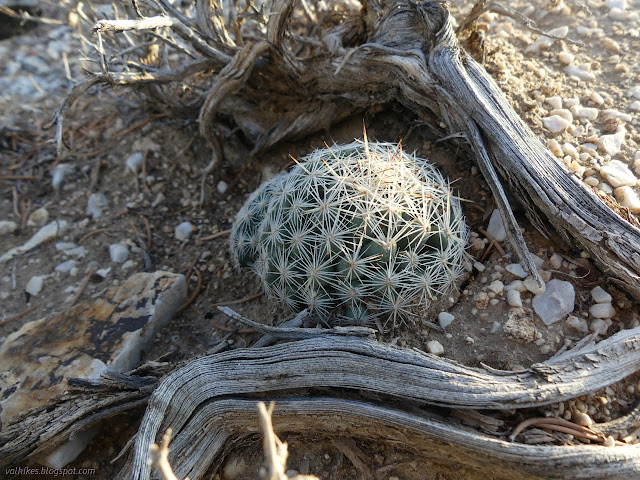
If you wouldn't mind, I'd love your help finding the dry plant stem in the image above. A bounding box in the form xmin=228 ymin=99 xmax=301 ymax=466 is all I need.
xmin=211 ymin=291 xmax=263 ymax=307
xmin=216 ymin=306 xmax=376 ymax=339
xmin=509 ymin=417 xmax=621 ymax=445
xmin=197 ymin=228 xmax=231 ymax=243
xmin=176 ymin=269 xmax=202 ymax=313
xmin=125 ymin=327 xmax=640 ymax=480
xmin=148 ymin=428 xmax=185 ymax=480
xmin=69 ymin=268 xmax=97 ymax=306
xmin=0 ymin=305 xmax=36 ymax=327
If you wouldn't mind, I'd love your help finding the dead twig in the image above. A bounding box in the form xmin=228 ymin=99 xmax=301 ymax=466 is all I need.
xmin=176 ymin=268 xmax=203 ymax=313
xmin=510 ymin=417 xmax=625 ymax=446
xmin=69 ymin=268 xmax=97 ymax=306
xmin=0 ymin=305 xmax=37 ymax=327
xmin=211 ymin=292 xmax=263 ymax=307
xmin=78 ymin=228 xmax=116 ymax=244
xmin=148 ymin=428 xmax=186 ymax=480
xmin=196 ymin=228 xmax=231 ymax=243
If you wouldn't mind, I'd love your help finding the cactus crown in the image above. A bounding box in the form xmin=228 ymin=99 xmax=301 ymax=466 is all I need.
xmin=230 ymin=140 xmax=468 ymax=326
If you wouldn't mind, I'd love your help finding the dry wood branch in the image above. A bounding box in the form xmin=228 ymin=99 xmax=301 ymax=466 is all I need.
xmin=122 ymin=327 xmax=640 ymax=479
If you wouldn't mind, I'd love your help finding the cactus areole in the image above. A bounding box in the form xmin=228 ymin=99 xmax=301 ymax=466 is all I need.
xmin=230 ymin=140 xmax=468 ymax=325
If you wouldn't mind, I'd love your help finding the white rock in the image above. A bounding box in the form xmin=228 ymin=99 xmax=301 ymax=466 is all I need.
xmin=487 ymin=209 xmax=506 ymax=242
xmin=525 ymin=26 xmax=569 ymax=53
xmin=571 ymin=106 xmax=598 ymax=121
xmin=614 ymin=186 xmax=640 ymax=213
xmin=630 ymin=101 xmax=640 ymax=112
xmin=109 ymin=244 xmax=129 ymax=263
xmin=591 ymin=286 xmax=613 ymax=304
xmin=55 ymin=260 xmax=77 ymax=273
xmin=96 ymin=267 xmax=111 ymax=278
xmin=562 ymin=143 xmax=578 ymax=156
xmin=217 ymin=180 xmax=229 ymax=195
xmin=0 ymin=220 xmax=68 ymax=264
xmin=473 ymin=261 xmax=486 ymax=272
xmin=600 ymin=160 xmax=636 ymax=188
xmin=126 ymin=152 xmax=144 ymax=173
xmin=438 ymin=312 xmax=455 ymax=329
xmin=426 ymin=340 xmax=444 ymax=356
xmin=628 ymin=86 xmax=640 ymax=99
xmin=589 ymin=302 xmax=616 ymax=319
xmin=175 ymin=222 xmax=194 ymax=241
xmin=532 ymin=279 xmax=575 ymax=325
xmin=505 ymin=264 xmax=527 ymax=279
xmin=505 ymin=280 xmax=526 ymax=292
xmin=591 ymin=318 xmax=609 ymax=335
xmin=589 ymin=91 xmax=605 ymax=105
xmin=64 ymin=246 xmax=86 ymax=257
xmin=549 ymin=109 xmax=573 ymax=123
xmin=546 ymin=96 xmax=563 ymax=110
xmin=0 ymin=220 xmax=17 ymax=235
xmin=558 ymin=52 xmax=574 ymax=65
xmin=549 ymin=253 xmax=563 ymax=269
xmin=488 ymin=280 xmax=504 ymax=295
xmin=524 ymin=276 xmax=546 ymax=295
xmin=26 ymin=208 xmax=49 ymax=227
xmin=26 ymin=276 xmax=44 ymax=296
xmin=605 ymin=0 xmax=627 ymax=9
xmin=609 ymin=7 xmax=627 ymax=20
xmin=51 ymin=164 xmax=74 ymax=193
xmin=491 ymin=321 xmax=502 ymax=333
xmin=543 ymin=115 xmax=572 ymax=133
xmin=86 ymin=193 xmax=109 ymax=219
xmin=564 ymin=65 xmax=595 ymax=81
xmin=122 ymin=260 xmax=136 ymax=270
xmin=597 ymin=127 xmax=626 ymax=157
xmin=566 ymin=315 xmax=589 ymax=333
xmin=56 ymin=242 xmax=76 ymax=251
xmin=602 ymin=109 xmax=632 ymax=123
xmin=507 ymin=290 xmax=522 ymax=308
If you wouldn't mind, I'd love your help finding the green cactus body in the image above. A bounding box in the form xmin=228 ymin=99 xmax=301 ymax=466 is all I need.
xmin=229 ymin=140 xmax=468 ymax=326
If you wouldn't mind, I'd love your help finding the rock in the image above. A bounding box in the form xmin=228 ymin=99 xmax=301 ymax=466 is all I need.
xmin=0 ymin=220 xmax=17 ymax=235
xmin=571 ymin=106 xmax=598 ymax=121
xmin=605 ymin=0 xmax=627 ymax=9
xmin=473 ymin=291 xmax=490 ymax=310
xmin=487 ymin=209 xmax=506 ymax=242
xmin=630 ymin=101 xmax=640 ymax=112
xmin=566 ymin=315 xmax=589 ymax=333
xmin=175 ymin=221 xmax=194 ymax=241
xmin=25 ymin=275 xmax=44 ymax=296
xmin=217 ymin=180 xmax=229 ymax=195
xmin=525 ymin=26 xmax=568 ymax=53
xmin=26 ymin=207 xmax=49 ymax=227
xmin=506 ymin=290 xmax=522 ymax=308
xmin=557 ymin=52 xmax=574 ymax=65
xmin=488 ymin=280 xmax=504 ymax=295
xmin=590 ymin=318 xmax=609 ymax=335
xmin=524 ymin=275 xmax=546 ymax=295
xmin=505 ymin=280 xmax=526 ymax=292
xmin=490 ymin=321 xmax=502 ymax=333
xmin=126 ymin=152 xmax=144 ymax=173
xmin=589 ymin=302 xmax=616 ymax=319
xmin=532 ymin=279 xmax=575 ymax=325
xmin=505 ymin=263 xmax=527 ymax=278
xmin=86 ymin=193 xmax=109 ymax=219
xmin=51 ymin=164 xmax=74 ymax=193
xmin=600 ymin=160 xmax=636 ymax=188
xmin=55 ymin=260 xmax=77 ymax=273
xmin=109 ymin=243 xmax=129 ymax=263
xmin=504 ymin=308 xmax=539 ymax=343
xmin=0 ymin=220 xmax=68 ymax=264
xmin=438 ymin=311 xmax=455 ymax=329
xmin=609 ymin=7 xmax=627 ymax=20
xmin=542 ymin=115 xmax=572 ymax=133
xmin=597 ymin=127 xmax=626 ymax=157
xmin=614 ymin=186 xmax=640 ymax=213
xmin=426 ymin=340 xmax=444 ymax=356
xmin=564 ymin=65 xmax=596 ymax=81
xmin=591 ymin=286 xmax=613 ymax=304
xmin=628 ymin=86 xmax=640 ymax=99
xmin=0 ymin=271 xmax=186 ymax=467
xmin=549 ymin=253 xmax=562 ymax=269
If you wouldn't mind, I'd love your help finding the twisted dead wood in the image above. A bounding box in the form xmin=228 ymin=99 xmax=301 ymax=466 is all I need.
xmin=122 ymin=328 xmax=640 ymax=479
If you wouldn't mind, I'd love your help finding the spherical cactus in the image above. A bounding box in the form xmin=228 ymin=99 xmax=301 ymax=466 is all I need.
xmin=230 ymin=140 xmax=468 ymax=325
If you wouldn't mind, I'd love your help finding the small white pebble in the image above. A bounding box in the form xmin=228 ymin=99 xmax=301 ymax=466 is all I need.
xmin=491 ymin=321 xmax=502 ymax=333
xmin=25 ymin=275 xmax=44 ymax=296
xmin=505 ymin=280 xmax=527 ymax=292
xmin=589 ymin=91 xmax=604 ymax=105
xmin=543 ymin=115 xmax=572 ymax=133
xmin=589 ymin=302 xmax=616 ymax=319
xmin=557 ymin=52 xmax=574 ymax=65
xmin=487 ymin=209 xmax=506 ymax=242
xmin=549 ymin=253 xmax=563 ymax=269
xmin=548 ymin=138 xmax=563 ymax=157
xmin=26 ymin=208 xmax=49 ymax=227
xmin=566 ymin=315 xmax=589 ymax=333
xmin=546 ymin=96 xmax=563 ymax=110
xmin=0 ymin=220 xmax=17 ymax=236
xmin=614 ymin=186 xmax=640 ymax=213
xmin=55 ymin=260 xmax=77 ymax=273
xmin=590 ymin=318 xmax=609 ymax=335
xmin=175 ymin=222 xmax=194 ymax=241
xmin=109 ymin=243 xmax=129 ymax=263
xmin=473 ymin=261 xmax=486 ymax=272
xmin=465 ymin=336 xmax=475 ymax=344
xmin=427 ymin=340 xmax=444 ymax=356
xmin=438 ymin=311 xmax=455 ymax=329
xmin=505 ymin=263 xmax=527 ymax=279
xmin=524 ymin=276 xmax=546 ymax=295
xmin=488 ymin=280 xmax=504 ymax=295
xmin=217 ymin=180 xmax=229 ymax=195
xmin=126 ymin=152 xmax=144 ymax=173
xmin=507 ymin=290 xmax=522 ymax=308
xmin=591 ymin=286 xmax=613 ymax=304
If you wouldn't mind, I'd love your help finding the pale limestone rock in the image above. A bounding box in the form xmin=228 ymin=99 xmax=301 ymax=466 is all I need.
xmin=614 ymin=186 xmax=640 ymax=213
xmin=0 ymin=271 xmax=186 ymax=467
xmin=532 ymin=279 xmax=575 ymax=325
xmin=591 ymin=286 xmax=612 ymax=304
xmin=597 ymin=127 xmax=626 ymax=156
xmin=427 ymin=340 xmax=444 ymax=356
xmin=589 ymin=302 xmax=616 ymax=319
xmin=543 ymin=115 xmax=571 ymax=133
xmin=438 ymin=311 xmax=455 ymax=329
xmin=600 ymin=160 xmax=636 ymax=188
xmin=487 ymin=209 xmax=506 ymax=242
xmin=504 ymin=308 xmax=539 ymax=343
xmin=0 ymin=220 xmax=68 ymax=264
